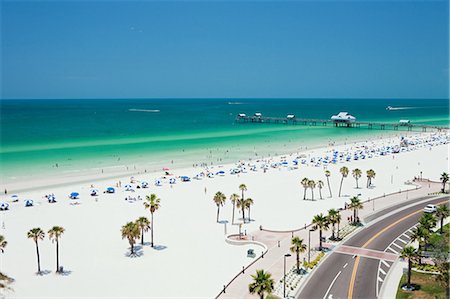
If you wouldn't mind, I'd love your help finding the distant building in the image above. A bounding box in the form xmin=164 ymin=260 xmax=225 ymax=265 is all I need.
xmin=238 ymin=113 xmax=246 ymax=117
xmin=287 ymin=114 xmax=296 ymax=119
xmin=331 ymin=112 xmax=356 ymax=124
xmin=399 ymin=119 xmax=411 ymax=126
xmin=254 ymin=112 xmax=262 ymax=118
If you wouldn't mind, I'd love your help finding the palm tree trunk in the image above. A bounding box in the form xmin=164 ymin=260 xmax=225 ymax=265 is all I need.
xmin=440 ymin=217 xmax=444 ymax=234
xmin=35 ymin=241 xmax=41 ymax=273
xmin=56 ymin=238 xmax=59 ymax=272
xmin=303 ymin=188 xmax=306 ymax=200
xmin=367 ymin=178 xmax=369 ymax=188
xmin=354 ymin=209 xmax=357 ymax=224
xmin=319 ymin=229 xmax=322 ymax=250
xmin=242 ymin=206 xmax=245 ymax=223
xmin=407 ymin=259 xmax=412 ymax=288
xmin=151 ymin=212 xmax=154 ymax=247
xmin=296 ymin=251 xmax=300 ymax=272
xmin=248 ymin=206 xmax=251 ymax=222
xmin=327 ymin=177 xmax=332 ymax=197
xmin=319 ymin=188 xmax=322 ymax=199
xmin=141 ymin=228 xmax=144 ymax=245
xmin=311 ymin=189 xmax=314 ymax=200
xmin=356 ymin=178 xmax=359 ymax=188
xmin=217 ymin=205 xmax=220 ymax=222
xmin=337 ymin=222 xmax=340 ymax=239
xmin=232 ymin=202 xmax=235 ymax=224
xmin=130 ymin=241 xmax=134 ymax=254
xmin=332 ymin=223 xmax=335 ymax=240
xmin=339 ymin=176 xmax=344 ymax=197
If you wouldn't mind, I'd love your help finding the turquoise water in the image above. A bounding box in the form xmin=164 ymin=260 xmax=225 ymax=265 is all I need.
xmin=1 ymin=98 xmax=448 ymax=179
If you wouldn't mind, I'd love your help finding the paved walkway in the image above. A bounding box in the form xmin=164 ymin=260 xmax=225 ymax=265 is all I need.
xmin=217 ymin=180 xmax=442 ymax=299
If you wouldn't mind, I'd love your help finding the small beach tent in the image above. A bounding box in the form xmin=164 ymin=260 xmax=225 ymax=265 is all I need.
xmin=194 ymin=174 xmax=203 ymax=180
xmin=106 ymin=187 xmax=115 ymax=193
xmin=216 ymin=170 xmax=225 ymax=176
xmin=169 ymin=178 xmax=176 ymax=184
xmin=90 ymin=189 xmax=99 ymax=196
xmin=281 ymin=161 xmax=289 ymax=165
xmin=69 ymin=192 xmax=79 ymax=199
xmin=48 ymin=195 xmax=56 ymax=203
xmin=0 ymin=203 xmax=9 ymax=210
xmin=141 ymin=181 xmax=149 ymax=188
xmin=155 ymin=179 xmax=162 ymax=186
xmin=162 ymin=167 xmax=170 ymax=171
xmin=124 ymin=184 xmax=133 ymax=191
xmin=10 ymin=195 xmax=19 ymax=202
xmin=180 ymin=176 xmax=190 ymax=182
xmin=207 ymin=172 xmax=215 ymax=178
xmin=25 ymin=199 xmax=33 ymax=207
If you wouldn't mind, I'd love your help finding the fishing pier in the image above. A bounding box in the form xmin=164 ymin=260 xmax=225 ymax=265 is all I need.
xmin=235 ymin=112 xmax=449 ymax=132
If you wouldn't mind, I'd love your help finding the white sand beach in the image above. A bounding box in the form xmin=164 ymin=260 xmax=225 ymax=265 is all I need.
xmin=1 ymin=132 xmax=448 ymax=298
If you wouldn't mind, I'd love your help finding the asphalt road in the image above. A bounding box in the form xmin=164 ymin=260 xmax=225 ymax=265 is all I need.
xmin=297 ymin=195 xmax=450 ymax=299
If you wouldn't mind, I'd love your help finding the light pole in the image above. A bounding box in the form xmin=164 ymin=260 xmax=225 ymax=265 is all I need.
xmin=284 ymin=253 xmax=291 ymax=298
xmin=308 ymin=228 xmax=314 ymax=263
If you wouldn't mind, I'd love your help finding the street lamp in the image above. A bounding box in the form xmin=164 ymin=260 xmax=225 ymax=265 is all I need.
xmin=308 ymin=228 xmax=315 ymax=263
xmin=284 ymin=253 xmax=292 ymax=298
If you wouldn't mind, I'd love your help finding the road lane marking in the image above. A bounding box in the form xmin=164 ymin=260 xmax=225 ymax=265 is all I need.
xmin=387 ymin=247 xmax=398 ymax=254
xmin=391 ymin=242 xmax=403 ymax=250
xmin=379 ymin=268 xmax=386 ymax=275
xmin=397 ymin=238 xmax=408 ymax=244
xmin=323 ymin=271 xmax=342 ymax=299
xmin=347 ymin=198 xmax=450 ymax=299
xmin=378 ymin=277 xmax=383 ymax=282
xmin=343 ymin=263 xmax=348 ymax=269
xmin=381 ymin=260 xmax=390 ymax=267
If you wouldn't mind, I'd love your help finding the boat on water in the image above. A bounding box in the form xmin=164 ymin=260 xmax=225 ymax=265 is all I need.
xmin=386 ymin=106 xmax=394 ymax=110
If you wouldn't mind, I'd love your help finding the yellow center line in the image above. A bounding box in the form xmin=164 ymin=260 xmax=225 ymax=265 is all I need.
xmin=347 ymin=199 xmax=449 ymax=299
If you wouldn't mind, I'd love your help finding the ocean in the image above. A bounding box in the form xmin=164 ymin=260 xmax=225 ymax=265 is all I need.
xmin=1 ymin=98 xmax=448 ymax=182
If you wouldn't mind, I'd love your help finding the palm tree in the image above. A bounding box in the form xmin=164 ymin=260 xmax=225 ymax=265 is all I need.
xmin=301 ymin=178 xmax=309 ymax=200
xmin=327 ymin=209 xmax=340 ymax=240
xmin=349 ymin=196 xmax=363 ymax=224
xmin=230 ymin=193 xmax=240 ymax=224
xmin=0 ymin=235 xmax=7 ymax=253
xmin=236 ymin=197 xmax=247 ymax=223
xmin=440 ymin=172 xmax=449 ymax=192
xmin=352 ymin=168 xmax=362 ymax=188
xmin=27 ymin=228 xmax=45 ymax=273
xmin=245 ymin=198 xmax=254 ymax=222
xmin=325 ymin=170 xmax=332 ymax=197
xmin=239 ymin=183 xmax=247 ymax=202
xmin=317 ymin=180 xmax=324 ymax=199
xmin=410 ymin=225 xmax=429 ymax=262
xmin=213 ymin=191 xmax=226 ymax=222
xmin=135 ymin=217 xmax=151 ymax=245
xmin=312 ymin=213 xmax=329 ymax=250
xmin=290 ymin=236 xmax=307 ymax=273
xmin=366 ymin=169 xmax=376 ymax=188
xmin=335 ymin=211 xmax=342 ymax=240
xmin=418 ymin=213 xmax=437 ymax=231
xmin=144 ymin=193 xmax=161 ymax=247
xmin=248 ymin=269 xmax=275 ymax=299
xmin=48 ymin=226 xmax=65 ymax=273
xmin=400 ymin=246 xmax=419 ymax=290
xmin=121 ymin=221 xmax=140 ymax=255
xmin=308 ymin=180 xmax=316 ymax=200
xmin=339 ymin=166 xmax=349 ymax=197
xmin=436 ymin=204 xmax=450 ymax=234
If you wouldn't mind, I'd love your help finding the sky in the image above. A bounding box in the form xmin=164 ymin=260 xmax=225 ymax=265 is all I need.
xmin=1 ymin=0 xmax=449 ymax=99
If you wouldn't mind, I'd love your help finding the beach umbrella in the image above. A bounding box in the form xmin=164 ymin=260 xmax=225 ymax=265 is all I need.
xmin=10 ymin=194 xmax=19 ymax=202
xmin=281 ymin=161 xmax=288 ymax=165
xmin=25 ymin=199 xmax=33 ymax=207
xmin=141 ymin=181 xmax=149 ymax=188
xmin=124 ymin=184 xmax=133 ymax=191
xmin=163 ymin=167 xmax=170 ymax=171
xmin=207 ymin=173 xmax=214 ymax=178
xmin=90 ymin=189 xmax=99 ymax=196
xmin=48 ymin=195 xmax=56 ymax=203
xmin=0 ymin=203 xmax=9 ymax=210
xmin=169 ymin=178 xmax=176 ymax=184
xmin=70 ymin=192 xmax=79 ymax=199
xmin=155 ymin=179 xmax=162 ymax=186
xmin=106 ymin=187 xmax=115 ymax=193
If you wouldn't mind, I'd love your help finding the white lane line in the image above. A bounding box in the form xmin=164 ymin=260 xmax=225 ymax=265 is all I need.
xmin=343 ymin=263 xmax=348 ymax=269
xmin=323 ymin=271 xmax=342 ymax=299
xmin=379 ymin=268 xmax=386 ymax=275
xmin=401 ymin=233 xmax=410 ymax=239
xmin=381 ymin=260 xmax=390 ymax=268
xmin=387 ymin=247 xmax=398 ymax=254
xmin=392 ymin=242 xmax=403 ymax=250
xmin=378 ymin=276 xmax=384 ymax=282
xmin=397 ymin=238 xmax=408 ymax=244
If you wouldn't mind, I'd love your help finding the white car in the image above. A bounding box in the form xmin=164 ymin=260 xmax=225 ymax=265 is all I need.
xmin=423 ymin=204 xmax=437 ymax=213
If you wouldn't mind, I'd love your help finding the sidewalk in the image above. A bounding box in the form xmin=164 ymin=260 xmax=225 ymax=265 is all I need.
xmin=217 ymin=181 xmax=442 ymax=299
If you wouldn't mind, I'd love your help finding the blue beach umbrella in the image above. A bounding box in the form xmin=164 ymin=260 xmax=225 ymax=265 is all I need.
xmin=106 ymin=187 xmax=115 ymax=193
xmin=0 ymin=203 xmax=9 ymax=210
xmin=70 ymin=192 xmax=79 ymax=199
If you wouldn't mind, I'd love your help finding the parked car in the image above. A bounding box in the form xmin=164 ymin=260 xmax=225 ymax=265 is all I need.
xmin=423 ymin=204 xmax=437 ymax=213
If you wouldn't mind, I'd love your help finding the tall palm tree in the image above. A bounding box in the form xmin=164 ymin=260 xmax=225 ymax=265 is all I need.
xmin=317 ymin=180 xmax=324 ymax=199
xmin=325 ymin=170 xmax=332 ymax=197
xmin=308 ymin=180 xmax=316 ymax=200
xmin=236 ymin=197 xmax=247 ymax=223
xmin=144 ymin=194 xmax=161 ymax=247
xmin=436 ymin=204 xmax=450 ymax=234
xmin=245 ymin=198 xmax=254 ymax=222
xmin=400 ymin=246 xmax=419 ymax=290
xmin=239 ymin=184 xmax=247 ymax=202
xmin=248 ymin=269 xmax=275 ymax=299
xmin=27 ymin=228 xmax=45 ymax=273
xmin=230 ymin=193 xmax=240 ymax=224
xmin=349 ymin=196 xmax=363 ymax=223
xmin=213 ymin=191 xmax=226 ymax=222
xmin=366 ymin=169 xmax=376 ymax=188
xmin=440 ymin=172 xmax=449 ymax=192
xmin=290 ymin=236 xmax=307 ymax=273
xmin=135 ymin=217 xmax=151 ymax=245
xmin=121 ymin=221 xmax=140 ymax=255
xmin=410 ymin=225 xmax=429 ymax=262
xmin=312 ymin=213 xmax=329 ymax=250
xmin=418 ymin=213 xmax=437 ymax=231
xmin=335 ymin=211 xmax=342 ymax=240
xmin=0 ymin=235 xmax=7 ymax=253
xmin=339 ymin=166 xmax=349 ymax=197
xmin=327 ymin=209 xmax=340 ymax=240
xmin=48 ymin=226 xmax=65 ymax=273
xmin=301 ymin=178 xmax=309 ymax=200
xmin=352 ymin=168 xmax=362 ymax=189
